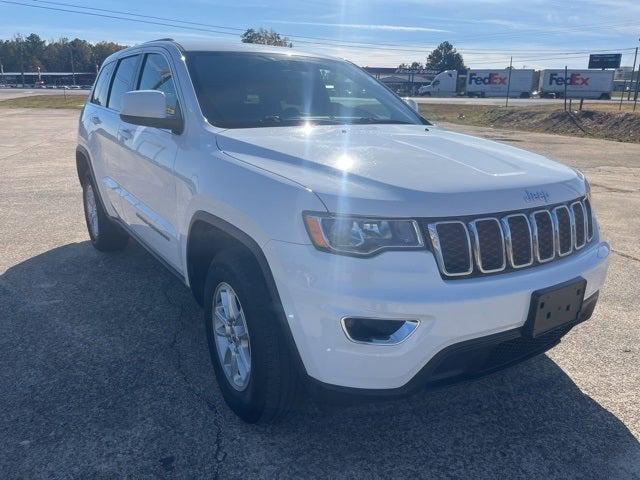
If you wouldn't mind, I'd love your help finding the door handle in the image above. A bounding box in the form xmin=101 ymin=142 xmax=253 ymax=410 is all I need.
xmin=119 ymin=129 xmax=133 ymax=141
xmin=90 ymin=116 xmax=101 ymax=125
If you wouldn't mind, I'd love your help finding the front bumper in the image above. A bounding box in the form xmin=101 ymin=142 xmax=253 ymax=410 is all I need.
xmin=264 ymin=239 xmax=609 ymax=391
xmin=306 ymin=292 xmax=598 ymax=403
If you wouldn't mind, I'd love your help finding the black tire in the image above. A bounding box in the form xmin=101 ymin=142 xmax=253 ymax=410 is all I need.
xmin=203 ymin=249 xmax=298 ymax=423
xmin=82 ymin=173 xmax=129 ymax=251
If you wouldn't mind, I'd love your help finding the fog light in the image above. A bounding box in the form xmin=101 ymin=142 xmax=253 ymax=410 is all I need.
xmin=597 ymin=242 xmax=610 ymax=259
xmin=341 ymin=317 xmax=419 ymax=345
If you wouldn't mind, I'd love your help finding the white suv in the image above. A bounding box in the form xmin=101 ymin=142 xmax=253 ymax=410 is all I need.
xmin=77 ymin=39 xmax=609 ymax=423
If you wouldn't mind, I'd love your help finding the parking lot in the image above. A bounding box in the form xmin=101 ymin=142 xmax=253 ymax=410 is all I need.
xmin=0 ymin=108 xmax=638 ymax=479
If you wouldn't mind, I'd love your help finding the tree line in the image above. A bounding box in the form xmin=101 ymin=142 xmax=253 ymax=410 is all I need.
xmin=0 ymin=32 xmax=466 ymax=76
xmin=0 ymin=34 xmax=126 ymax=73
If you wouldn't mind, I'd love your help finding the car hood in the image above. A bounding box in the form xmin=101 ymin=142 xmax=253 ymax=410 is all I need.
xmin=216 ymin=124 xmax=585 ymax=217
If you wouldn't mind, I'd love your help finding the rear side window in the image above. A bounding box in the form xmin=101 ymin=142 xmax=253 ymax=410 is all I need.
xmin=108 ymin=55 xmax=140 ymax=112
xmin=91 ymin=62 xmax=115 ymax=107
xmin=137 ymin=53 xmax=179 ymax=117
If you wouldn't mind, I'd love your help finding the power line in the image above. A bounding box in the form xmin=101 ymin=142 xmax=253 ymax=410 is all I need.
xmin=21 ymin=0 xmax=640 ymax=54
xmin=1 ymin=0 xmax=636 ymax=62
xmin=30 ymin=0 xmax=245 ymax=32
xmin=28 ymin=0 xmax=638 ymax=53
xmin=0 ymin=0 xmax=241 ymax=37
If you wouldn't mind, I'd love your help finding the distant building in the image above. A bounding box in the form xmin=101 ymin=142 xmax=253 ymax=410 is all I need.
xmin=363 ymin=67 xmax=437 ymax=95
xmin=0 ymin=71 xmax=96 ymax=86
xmin=614 ymin=67 xmax=634 ymax=81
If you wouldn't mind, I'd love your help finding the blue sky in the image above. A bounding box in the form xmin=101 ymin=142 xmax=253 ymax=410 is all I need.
xmin=1 ymin=0 xmax=639 ymax=68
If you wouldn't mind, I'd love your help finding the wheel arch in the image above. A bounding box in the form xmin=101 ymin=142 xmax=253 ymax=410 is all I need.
xmin=186 ymin=210 xmax=307 ymax=376
xmin=76 ymin=145 xmax=91 ymax=185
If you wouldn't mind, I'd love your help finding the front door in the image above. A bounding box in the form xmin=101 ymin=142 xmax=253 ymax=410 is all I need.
xmin=115 ymin=49 xmax=183 ymax=271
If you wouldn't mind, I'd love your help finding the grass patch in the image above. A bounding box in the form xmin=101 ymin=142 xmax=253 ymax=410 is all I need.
xmin=0 ymin=94 xmax=87 ymax=109
xmin=421 ymin=102 xmax=640 ymax=143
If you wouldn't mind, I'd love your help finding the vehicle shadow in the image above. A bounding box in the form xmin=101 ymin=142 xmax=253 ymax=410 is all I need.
xmin=1 ymin=241 xmax=638 ymax=479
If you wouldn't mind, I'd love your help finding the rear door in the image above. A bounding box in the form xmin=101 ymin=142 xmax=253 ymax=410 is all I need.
xmin=82 ymin=60 xmax=122 ymax=217
xmin=114 ymin=48 xmax=183 ymax=271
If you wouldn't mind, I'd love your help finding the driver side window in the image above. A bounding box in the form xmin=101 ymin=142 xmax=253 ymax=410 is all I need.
xmin=137 ymin=53 xmax=179 ymax=117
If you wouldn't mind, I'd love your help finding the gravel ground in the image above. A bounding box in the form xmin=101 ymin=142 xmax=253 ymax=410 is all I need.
xmin=0 ymin=109 xmax=638 ymax=479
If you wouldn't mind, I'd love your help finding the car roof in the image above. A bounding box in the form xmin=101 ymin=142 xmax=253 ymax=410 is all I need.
xmin=104 ymin=37 xmax=341 ymax=64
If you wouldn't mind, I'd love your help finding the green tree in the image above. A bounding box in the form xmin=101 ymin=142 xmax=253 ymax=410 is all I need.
xmin=0 ymin=34 xmax=127 ymax=73
xmin=68 ymin=38 xmax=93 ymax=71
xmin=397 ymin=61 xmax=424 ymax=70
xmin=92 ymin=41 xmax=126 ymax=70
xmin=425 ymin=41 xmax=465 ymax=73
xmin=22 ymin=33 xmax=46 ymax=69
xmin=241 ymin=28 xmax=293 ymax=47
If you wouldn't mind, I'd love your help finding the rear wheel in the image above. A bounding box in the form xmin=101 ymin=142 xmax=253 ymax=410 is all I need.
xmin=203 ymin=250 xmax=298 ymax=423
xmin=82 ymin=173 xmax=129 ymax=251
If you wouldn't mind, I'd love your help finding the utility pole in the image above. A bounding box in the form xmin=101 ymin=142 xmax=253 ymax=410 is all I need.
xmin=634 ymin=68 xmax=640 ymax=111
xmin=635 ymin=38 xmax=640 ymax=111
xmin=505 ymin=56 xmax=513 ymax=108
xmin=70 ymin=48 xmax=76 ymax=86
xmin=564 ymin=65 xmax=568 ymax=111
xmin=628 ymin=46 xmax=638 ymax=101
xmin=19 ymin=38 xmax=25 ymax=88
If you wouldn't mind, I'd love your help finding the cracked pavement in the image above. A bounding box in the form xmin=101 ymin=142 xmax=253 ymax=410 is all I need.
xmin=0 ymin=109 xmax=638 ymax=479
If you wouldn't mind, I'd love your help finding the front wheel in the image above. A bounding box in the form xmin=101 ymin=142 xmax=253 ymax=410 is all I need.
xmin=203 ymin=250 xmax=298 ymax=423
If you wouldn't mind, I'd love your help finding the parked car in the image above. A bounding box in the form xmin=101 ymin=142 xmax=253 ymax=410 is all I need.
xmin=77 ymin=39 xmax=609 ymax=423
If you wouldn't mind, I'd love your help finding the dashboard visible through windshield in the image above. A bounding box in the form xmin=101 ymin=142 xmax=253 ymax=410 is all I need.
xmin=185 ymin=51 xmax=428 ymax=129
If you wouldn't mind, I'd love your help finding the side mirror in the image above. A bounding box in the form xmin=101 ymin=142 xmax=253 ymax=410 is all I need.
xmin=120 ymin=90 xmax=183 ymax=134
xmin=402 ymin=97 xmax=420 ymax=113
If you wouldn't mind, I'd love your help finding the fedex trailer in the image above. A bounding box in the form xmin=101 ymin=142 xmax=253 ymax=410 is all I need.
xmin=466 ymin=69 xmax=535 ymax=98
xmin=538 ymin=70 xmax=614 ymax=99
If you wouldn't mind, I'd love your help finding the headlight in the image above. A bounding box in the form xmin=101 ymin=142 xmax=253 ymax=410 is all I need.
xmin=303 ymin=213 xmax=424 ymax=256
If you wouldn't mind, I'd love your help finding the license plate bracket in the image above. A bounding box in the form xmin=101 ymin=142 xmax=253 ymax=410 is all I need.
xmin=525 ymin=277 xmax=587 ymax=338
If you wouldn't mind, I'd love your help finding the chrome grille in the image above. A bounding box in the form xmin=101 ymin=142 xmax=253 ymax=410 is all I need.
xmin=531 ymin=210 xmax=555 ymax=262
xmin=552 ymin=206 xmax=573 ymax=257
xmin=427 ymin=221 xmax=472 ymax=276
xmin=501 ymin=214 xmax=533 ymax=268
xmin=571 ymin=201 xmax=586 ymax=249
xmin=584 ymin=198 xmax=594 ymax=241
xmin=426 ymin=197 xmax=594 ymax=279
xmin=469 ymin=218 xmax=505 ymax=273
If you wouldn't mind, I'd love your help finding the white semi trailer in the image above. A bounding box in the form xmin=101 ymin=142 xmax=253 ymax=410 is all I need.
xmin=466 ymin=69 xmax=535 ymax=98
xmin=418 ymin=69 xmax=535 ymax=97
xmin=538 ymin=70 xmax=614 ymax=99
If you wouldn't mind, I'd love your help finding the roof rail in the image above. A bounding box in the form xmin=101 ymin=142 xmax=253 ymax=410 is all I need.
xmin=147 ymin=38 xmax=174 ymax=43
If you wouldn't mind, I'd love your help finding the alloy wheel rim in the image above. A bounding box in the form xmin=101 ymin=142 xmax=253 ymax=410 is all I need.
xmin=212 ymin=282 xmax=252 ymax=391
xmin=85 ymin=184 xmax=99 ymax=238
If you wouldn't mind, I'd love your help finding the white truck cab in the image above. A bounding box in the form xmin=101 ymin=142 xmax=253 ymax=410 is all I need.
xmin=76 ymin=39 xmax=609 ymax=423
xmin=418 ymin=70 xmax=457 ymax=96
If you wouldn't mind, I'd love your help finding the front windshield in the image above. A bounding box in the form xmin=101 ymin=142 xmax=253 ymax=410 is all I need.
xmin=186 ymin=51 xmax=427 ymax=129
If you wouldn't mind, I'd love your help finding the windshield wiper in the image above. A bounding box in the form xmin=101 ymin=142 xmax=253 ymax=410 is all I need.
xmin=260 ymin=115 xmax=283 ymax=125
xmin=351 ymin=118 xmax=413 ymax=125
xmin=285 ymin=116 xmax=343 ymax=125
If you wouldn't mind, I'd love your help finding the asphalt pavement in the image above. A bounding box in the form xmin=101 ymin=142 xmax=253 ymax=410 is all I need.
xmin=0 ymin=108 xmax=638 ymax=479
